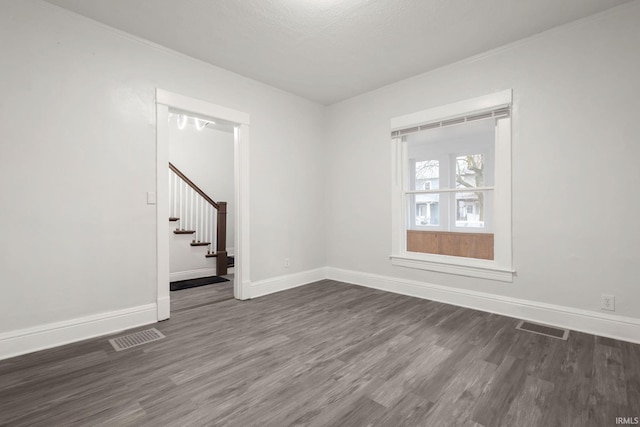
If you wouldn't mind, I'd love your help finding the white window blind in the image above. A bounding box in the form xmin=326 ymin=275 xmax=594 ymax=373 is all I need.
xmin=391 ymin=107 xmax=510 ymax=138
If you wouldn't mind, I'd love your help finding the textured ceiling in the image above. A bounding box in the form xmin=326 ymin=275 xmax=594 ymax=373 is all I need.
xmin=44 ymin=0 xmax=632 ymax=105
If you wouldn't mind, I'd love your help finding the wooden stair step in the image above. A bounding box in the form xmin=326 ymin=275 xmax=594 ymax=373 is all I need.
xmin=190 ymin=242 xmax=211 ymax=247
xmin=205 ymin=253 xmax=233 ymax=266
xmin=174 ymin=230 xmax=195 ymax=234
xmin=169 ymin=217 xmax=180 ymax=222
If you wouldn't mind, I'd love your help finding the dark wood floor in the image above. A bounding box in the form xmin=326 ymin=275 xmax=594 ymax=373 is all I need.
xmin=1 ymin=279 xmax=638 ymax=426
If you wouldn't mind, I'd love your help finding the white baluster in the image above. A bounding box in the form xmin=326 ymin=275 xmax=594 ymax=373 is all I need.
xmin=200 ymin=198 xmax=204 ymax=243
xmin=193 ymin=194 xmax=197 ymax=240
xmin=170 ymin=171 xmax=175 ymax=218
xmin=211 ymin=205 xmax=214 ymax=253
xmin=204 ymin=204 xmax=208 ymax=248
xmin=173 ymin=172 xmax=178 ymax=219
xmin=187 ymin=187 xmax=192 ymax=231
xmin=209 ymin=206 xmax=213 ymax=253
xmin=179 ymin=180 xmax=184 ymax=229
xmin=183 ymin=182 xmax=187 ymax=230
xmin=168 ymin=171 xmax=173 ymax=218
xmin=186 ymin=187 xmax=190 ymax=231
xmin=197 ymin=196 xmax=201 ymax=242
xmin=195 ymin=196 xmax=199 ymax=241
xmin=185 ymin=184 xmax=190 ymax=230
xmin=212 ymin=207 xmax=217 ymax=253
xmin=190 ymin=188 xmax=195 ymax=234
xmin=200 ymin=198 xmax=204 ymax=242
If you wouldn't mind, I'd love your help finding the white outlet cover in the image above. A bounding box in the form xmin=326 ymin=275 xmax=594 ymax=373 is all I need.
xmin=601 ymin=294 xmax=615 ymax=311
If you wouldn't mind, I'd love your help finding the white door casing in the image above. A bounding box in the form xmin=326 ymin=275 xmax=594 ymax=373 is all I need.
xmin=156 ymin=89 xmax=251 ymax=320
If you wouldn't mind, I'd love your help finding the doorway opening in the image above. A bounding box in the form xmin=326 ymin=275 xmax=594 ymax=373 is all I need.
xmin=155 ymin=90 xmax=250 ymax=320
xmin=167 ymin=111 xmax=235 ymax=307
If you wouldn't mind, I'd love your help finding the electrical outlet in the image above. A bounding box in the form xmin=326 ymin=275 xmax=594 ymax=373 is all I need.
xmin=284 ymin=257 xmax=290 ymax=268
xmin=601 ymin=294 xmax=615 ymax=311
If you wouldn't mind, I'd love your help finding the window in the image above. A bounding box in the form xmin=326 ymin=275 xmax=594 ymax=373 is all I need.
xmin=390 ymin=90 xmax=514 ymax=282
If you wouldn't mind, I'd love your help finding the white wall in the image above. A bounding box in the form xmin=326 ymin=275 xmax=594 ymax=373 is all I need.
xmin=325 ymin=3 xmax=640 ymax=320
xmin=0 ymin=1 xmax=325 ymax=335
xmin=2 ymin=0 xmax=639 ymax=357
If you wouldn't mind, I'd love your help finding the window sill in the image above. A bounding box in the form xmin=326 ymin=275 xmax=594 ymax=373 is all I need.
xmin=390 ymin=254 xmax=514 ymax=282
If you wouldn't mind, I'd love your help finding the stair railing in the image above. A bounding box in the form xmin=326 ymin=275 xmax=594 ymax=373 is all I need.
xmin=168 ymin=162 xmax=228 ymax=275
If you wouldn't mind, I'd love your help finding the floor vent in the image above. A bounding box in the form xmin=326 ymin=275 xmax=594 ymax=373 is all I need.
xmin=109 ymin=328 xmax=166 ymax=351
xmin=516 ymin=321 xmax=569 ymax=340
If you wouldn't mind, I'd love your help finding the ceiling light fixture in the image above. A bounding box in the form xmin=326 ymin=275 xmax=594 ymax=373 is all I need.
xmin=194 ymin=118 xmax=207 ymax=131
xmin=177 ymin=114 xmax=187 ymax=130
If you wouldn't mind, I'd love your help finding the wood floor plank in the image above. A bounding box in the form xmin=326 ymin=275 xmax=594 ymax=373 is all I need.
xmin=1 ymin=279 xmax=638 ymax=426
xmin=538 ymin=330 xmax=596 ymax=427
xmin=500 ymin=374 xmax=555 ymax=427
xmin=412 ymin=342 xmax=479 ymax=402
xmin=421 ymin=358 xmax=497 ymax=426
xmin=312 ymin=395 xmax=387 ymax=427
xmin=621 ymin=340 xmax=640 ymax=416
xmin=587 ymin=342 xmax=627 ymax=427
xmin=470 ymin=355 xmax=530 ymax=427
xmin=367 ymin=343 xmax=452 ymax=407
xmin=374 ymin=392 xmax=435 ymax=427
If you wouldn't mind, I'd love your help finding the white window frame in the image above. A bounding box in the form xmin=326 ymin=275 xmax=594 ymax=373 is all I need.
xmin=409 ymin=149 xmax=494 ymax=234
xmin=390 ymin=90 xmax=514 ymax=282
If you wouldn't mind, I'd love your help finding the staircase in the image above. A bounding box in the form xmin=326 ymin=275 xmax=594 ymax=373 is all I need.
xmin=169 ymin=162 xmax=229 ymax=276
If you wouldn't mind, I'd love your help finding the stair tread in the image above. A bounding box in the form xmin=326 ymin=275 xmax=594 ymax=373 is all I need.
xmin=190 ymin=242 xmax=211 ymax=246
xmin=169 ymin=217 xmax=180 ymax=222
xmin=174 ymin=230 xmax=196 ymax=234
xmin=204 ymin=252 xmax=234 ymax=268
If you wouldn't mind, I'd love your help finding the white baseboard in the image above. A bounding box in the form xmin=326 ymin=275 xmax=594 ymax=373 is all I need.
xmin=250 ymin=268 xmax=327 ymax=298
xmin=326 ymin=267 xmax=640 ymax=345
xmin=5 ymin=267 xmax=638 ymax=361
xmin=157 ymin=296 xmax=170 ymax=321
xmin=0 ymin=304 xmax=157 ymax=361
xmin=170 ymin=268 xmax=217 ymax=282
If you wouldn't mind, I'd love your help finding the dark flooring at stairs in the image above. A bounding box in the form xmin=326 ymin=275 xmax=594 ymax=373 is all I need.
xmin=170 ymin=275 xmax=229 ymax=291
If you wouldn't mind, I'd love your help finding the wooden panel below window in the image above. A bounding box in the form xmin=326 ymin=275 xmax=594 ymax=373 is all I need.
xmin=407 ymin=230 xmax=494 ymax=260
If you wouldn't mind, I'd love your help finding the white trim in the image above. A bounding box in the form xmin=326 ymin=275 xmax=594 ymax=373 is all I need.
xmin=235 ymin=124 xmax=251 ymax=300
xmin=156 ymin=89 xmax=251 ymax=309
xmin=391 ymin=93 xmax=513 ymax=278
xmin=156 ymin=104 xmax=171 ymax=321
xmin=249 ymin=268 xmax=327 ymax=299
xmin=492 ymin=117 xmax=512 ymax=268
xmin=157 ymin=89 xmax=250 ymax=125
xmin=390 ymin=255 xmax=514 ymax=282
xmin=406 ymin=186 xmax=494 ymax=194
xmin=170 ymin=268 xmax=218 ymax=282
xmin=0 ymin=304 xmax=157 ymax=361
xmin=326 ymin=267 xmax=640 ymax=345
xmin=391 ymin=90 xmax=512 ymax=131
xmin=157 ymin=297 xmax=170 ymax=321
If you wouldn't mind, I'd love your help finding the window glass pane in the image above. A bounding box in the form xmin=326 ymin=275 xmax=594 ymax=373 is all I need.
xmin=414 ymin=193 xmax=439 ymax=226
xmin=455 ymin=192 xmax=485 ymax=228
xmin=456 ymin=154 xmax=484 ymax=189
xmin=414 ymin=160 xmax=439 ymax=190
